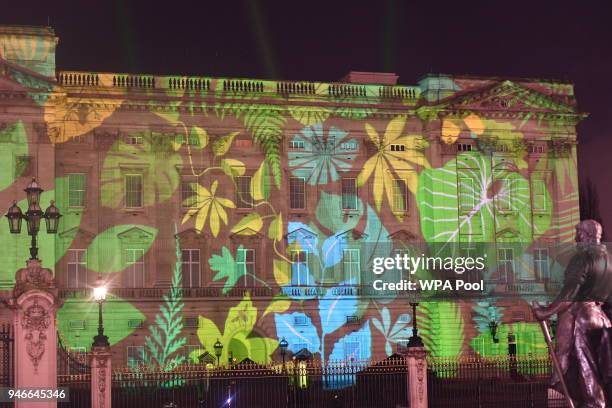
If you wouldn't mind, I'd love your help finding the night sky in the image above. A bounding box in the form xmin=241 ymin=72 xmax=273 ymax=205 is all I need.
xmin=3 ymin=0 xmax=612 ymax=231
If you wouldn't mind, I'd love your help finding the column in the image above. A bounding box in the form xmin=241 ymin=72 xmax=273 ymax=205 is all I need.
xmin=90 ymin=346 xmax=112 ymax=408
xmin=406 ymin=346 xmax=428 ymax=408
xmin=10 ymin=259 xmax=61 ymax=408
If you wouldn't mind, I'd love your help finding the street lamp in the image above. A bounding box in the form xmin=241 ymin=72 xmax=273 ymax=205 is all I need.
xmin=92 ymin=277 xmax=109 ymax=348
xmin=279 ymin=337 xmax=288 ymax=371
xmin=407 ymin=302 xmax=424 ymax=348
xmin=488 ymin=320 xmax=500 ymax=343
xmin=214 ymin=339 xmax=223 ymax=365
xmin=5 ymin=178 xmax=62 ymax=260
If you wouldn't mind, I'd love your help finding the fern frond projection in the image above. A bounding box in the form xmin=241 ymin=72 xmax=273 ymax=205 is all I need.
xmin=144 ymin=226 xmax=187 ymax=371
xmin=419 ymin=301 xmax=465 ymax=358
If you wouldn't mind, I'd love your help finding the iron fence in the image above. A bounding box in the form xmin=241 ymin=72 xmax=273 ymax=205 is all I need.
xmin=428 ymin=355 xmax=565 ymax=408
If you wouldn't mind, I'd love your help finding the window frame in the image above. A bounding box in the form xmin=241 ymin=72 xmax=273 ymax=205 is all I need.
xmin=291 ymin=249 xmax=310 ymax=286
xmin=236 ymin=247 xmax=256 ymax=287
xmin=127 ymin=345 xmax=145 ymax=367
xmin=341 ymin=177 xmax=358 ymax=211
xmin=67 ymin=248 xmax=88 ymax=288
xmin=289 ymin=177 xmax=306 ymax=210
xmin=181 ymin=248 xmax=201 ymax=288
xmin=236 ymin=176 xmax=253 ymax=209
xmin=342 ymin=248 xmax=361 ymax=284
xmin=124 ymin=248 xmax=145 ymax=288
xmin=391 ymin=178 xmax=408 ymax=214
xmin=181 ymin=175 xmax=200 ymax=209
xmin=533 ymin=248 xmax=549 ymax=280
xmin=68 ymin=173 xmax=86 ymax=208
xmin=497 ymin=247 xmax=514 ymax=283
xmin=125 ymin=173 xmax=144 ymax=209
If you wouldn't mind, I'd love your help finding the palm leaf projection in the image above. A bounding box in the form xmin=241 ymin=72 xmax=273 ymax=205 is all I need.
xmin=144 ymin=227 xmax=187 ymax=369
xmin=214 ymin=87 xmax=286 ymax=188
xmin=419 ymin=301 xmax=465 ymax=358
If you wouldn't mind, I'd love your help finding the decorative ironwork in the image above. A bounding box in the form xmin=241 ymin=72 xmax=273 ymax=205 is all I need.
xmin=0 ymin=324 xmax=14 ymax=387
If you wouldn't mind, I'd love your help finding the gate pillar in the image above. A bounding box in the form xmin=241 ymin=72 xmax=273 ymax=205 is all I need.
xmin=9 ymin=259 xmax=62 ymax=408
xmin=405 ymin=347 xmax=428 ymax=408
xmin=90 ymin=346 xmax=111 ymax=408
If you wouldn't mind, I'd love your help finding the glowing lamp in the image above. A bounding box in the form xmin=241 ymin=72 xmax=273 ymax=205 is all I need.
xmin=6 ymin=201 xmax=23 ymax=234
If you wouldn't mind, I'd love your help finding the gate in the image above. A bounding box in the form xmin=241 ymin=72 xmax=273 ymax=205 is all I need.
xmin=0 ymin=323 xmax=13 ymax=388
xmin=57 ymin=335 xmax=91 ymax=407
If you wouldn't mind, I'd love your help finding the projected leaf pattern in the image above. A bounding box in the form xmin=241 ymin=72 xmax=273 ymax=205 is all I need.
xmin=0 ymin=66 xmax=581 ymax=375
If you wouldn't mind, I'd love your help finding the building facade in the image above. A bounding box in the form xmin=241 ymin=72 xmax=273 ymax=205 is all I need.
xmin=0 ymin=26 xmax=583 ymax=368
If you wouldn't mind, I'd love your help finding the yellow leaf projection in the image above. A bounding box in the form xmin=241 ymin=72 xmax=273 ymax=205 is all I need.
xmin=357 ymin=116 xmax=431 ymax=215
xmin=273 ymin=259 xmax=291 ymax=286
xmin=441 ymin=119 xmax=460 ymax=144
xmin=44 ymin=92 xmax=123 ymax=144
xmin=464 ymin=114 xmax=484 ymax=135
xmin=268 ymin=213 xmax=283 ymax=241
xmin=231 ymin=213 xmax=263 ymax=235
xmin=221 ymin=158 xmax=246 ymax=177
xmin=196 ymin=294 xmax=278 ymax=364
xmin=182 ymin=180 xmax=235 ymax=237
xmin=212 ymin=131 xmax=240 ymax=156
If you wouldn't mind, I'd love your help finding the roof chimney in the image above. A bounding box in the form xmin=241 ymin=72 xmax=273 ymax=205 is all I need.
xmin=340 ymin=71 xmax=399 ymax=85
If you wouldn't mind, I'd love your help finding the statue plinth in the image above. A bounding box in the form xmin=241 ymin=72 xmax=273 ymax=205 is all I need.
xmin=402 ymin=346 xmax=428 ymax=408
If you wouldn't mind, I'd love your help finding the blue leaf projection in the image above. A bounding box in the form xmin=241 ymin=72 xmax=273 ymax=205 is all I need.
xmin=325 ymin=321 xmax=372 ymax=388
xmin=319 ymin=282 xmax=358 ymax=336
xmin=321 ymin=234 xmax=347 ymax=269
xmin=289 ymin=124 xmax=357 ymax=185
xmin=274 ymin=313 xmax=321 ymax=354
xmin=328 ymin=321 xmax=372 ymax=361
xmin=372 ymin=307 xmax=412 ymax=356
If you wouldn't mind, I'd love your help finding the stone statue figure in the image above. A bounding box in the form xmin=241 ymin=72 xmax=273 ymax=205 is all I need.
xmin=533 ymin=220 xmax=612 ymax=408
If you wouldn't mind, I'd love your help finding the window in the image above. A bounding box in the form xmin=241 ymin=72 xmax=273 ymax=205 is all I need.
xmin=290 ymin=177 xmax=306 ymax=209
xmin=341 ymin=178 xmax=358 ymax=210
xmin=67 ymin=249 xmax=87 ymax=288
xmin=126 ymin=135 xmax=144 ymax=145
xmin=181 ymin=175 xmax=199 ymax=208
xmin=460 ymin=246 xmax=481 ymax=281
xmin=390 ymin=144 xmax=405 ymax=152
xmin=236 ymin=176 xmax=253 ymax=209
xmin=182 ymin=249 xmax=201 ymax=287
xmin=393 ymin=248 xmax=412 ymax=281
xmin=497 ymin=144 xmax=510 ymax=153
xmin=497 ymin=178 xmax=513 ymax=211
xmin=125 ymin=248 xmax=145 ymax=287
xmin=236 ymin=248 xmax=256 ymax=286
xmin=291 ymin=249 xmax=309 ymax=286
xmin=289 ymin=140 xmax=305 ymax=150
xmin=497 ymin=248 xmax=514 ymax=282
xmin=340 ymin=141 xmax=357 ymax=150
xmin=343 ymin=249 xmax=360 ymax=283
xmin=392 ymin=179 xmax=408 ymax=213
xmin=344 ymin=341 xmax=361 ymax=360
xmin=68 ymin=173 xmax=86 ymax=207
xmin=529 ymin=144 xmax=545 ymax=154
xmin=458 ymin=143 xmax=473 ymax=152
xmin=127 ymin=346 xmax=145 ymax=367
xmin=458 ymin=177 xmax=475 ymax=213
xmin=534 ymin=248 xmax=549 ymax=280
xmin=125 ymin=174 xmax=144 ymax=208
xmin=531 ymin=179 xmax=547 ymax=212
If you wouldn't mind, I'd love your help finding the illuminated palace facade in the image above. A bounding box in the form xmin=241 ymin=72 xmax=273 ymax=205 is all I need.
xmin=0 ymin=26 xmax=583 ymax=367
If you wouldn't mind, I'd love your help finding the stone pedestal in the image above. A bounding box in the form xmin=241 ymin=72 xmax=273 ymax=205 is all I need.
xmin=405 ymin=346 xmax=428 ymax=408
xmin=91 ymin=346 xmax=112 ymax=408
xmin=9 ymin=260 xmax=61 ymax=408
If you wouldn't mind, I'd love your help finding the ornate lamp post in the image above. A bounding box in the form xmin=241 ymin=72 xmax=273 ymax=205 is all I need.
xmin=5 ymin=178 xmax=62 ymax=259
xmin=92 ymin=277 xmax=109 ymax=347
xmin=488 ymin=320 xmax=500 ymax=343
xmin=279 ymin=337 xmax=288 ymax=371
xmin=214 ymin=339 xmax=223 ymax=366
xmin=407 ymin=301 xmax=424 ymax=348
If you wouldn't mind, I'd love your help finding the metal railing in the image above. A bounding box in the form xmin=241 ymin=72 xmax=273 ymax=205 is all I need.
xmin=428 ymin=355 xmax=564 ymax=407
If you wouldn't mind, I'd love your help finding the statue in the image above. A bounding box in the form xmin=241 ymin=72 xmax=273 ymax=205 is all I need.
xmin=533 ymin=220 xmax=612 ymax=408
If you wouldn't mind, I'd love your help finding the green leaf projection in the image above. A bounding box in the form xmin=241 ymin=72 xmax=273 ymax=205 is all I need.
xmin=100 ymin=136 xmax=183 ymax=208
xmin=144 ymin=228 xmax=187 ymax=369
xmin=417 ymin=152 xmax=552 ymax=244
xmin=0 ymin=59 xmax=584 ymax=372
xmin=0 ymin=121 xmax=28 ymax=192
xmin=86 ymin=224 xmax=158 ymax=273
xmin=57 ymin=297 xmax=146 ymax=350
